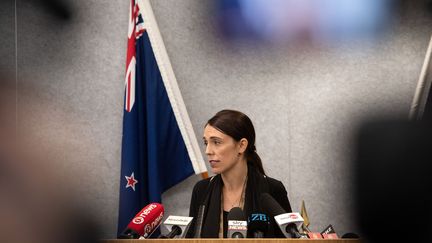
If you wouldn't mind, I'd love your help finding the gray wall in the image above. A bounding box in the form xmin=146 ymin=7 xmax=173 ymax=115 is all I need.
xmin=4 ymin=0 xmax=432 ymax=239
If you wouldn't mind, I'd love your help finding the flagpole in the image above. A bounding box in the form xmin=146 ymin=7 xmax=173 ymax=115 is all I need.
xmin=409 ymin=34 xmax=432 ymax=120
xmin=200 ymin=172 xmax=209 ymax=179
xmin=137 ymin=0 xmax=208 ymax=176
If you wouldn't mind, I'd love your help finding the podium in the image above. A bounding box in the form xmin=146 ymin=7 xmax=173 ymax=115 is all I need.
xmin=101 ymin=239 xmax=361 ymax=243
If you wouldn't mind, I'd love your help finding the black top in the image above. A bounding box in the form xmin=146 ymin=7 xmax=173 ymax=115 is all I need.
xmin=223 ymin=210 xmax=228 ymax=238
xmin=186 ymin=164 xmax=292 ymax=238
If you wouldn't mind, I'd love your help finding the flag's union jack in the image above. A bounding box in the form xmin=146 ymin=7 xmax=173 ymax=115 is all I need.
xmin=124 ymin=0 xmax=145 ymax=112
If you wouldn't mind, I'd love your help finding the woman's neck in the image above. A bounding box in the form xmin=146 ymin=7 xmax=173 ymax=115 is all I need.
xmin=221 ymin=159 xmax=248 ymax=191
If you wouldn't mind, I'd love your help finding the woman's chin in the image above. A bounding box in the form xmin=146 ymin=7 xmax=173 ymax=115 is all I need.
xmin=210 ymin=167 xmax=222 ymax=174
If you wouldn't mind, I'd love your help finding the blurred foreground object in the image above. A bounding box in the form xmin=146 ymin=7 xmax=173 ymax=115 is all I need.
xmin=214 ymin=0 xmax=396 ymax=44
xmin=0 ymin=80 xmax=100 ymax=243
xmin=410 ymin=34 xmax=432 ymax=121
xmin=354 ymin=119 xmax=432 ymax=242
xmin=24 ymin=0 xmax=72 ymax=20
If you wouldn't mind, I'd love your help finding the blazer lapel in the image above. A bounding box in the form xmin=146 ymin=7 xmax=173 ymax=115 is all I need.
xmin=201 ymin=175 xmax=222 ymax=237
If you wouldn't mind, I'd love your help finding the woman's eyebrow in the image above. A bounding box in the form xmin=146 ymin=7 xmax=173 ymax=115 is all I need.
xmin=203 ymin=136 xmax=222 ymax=140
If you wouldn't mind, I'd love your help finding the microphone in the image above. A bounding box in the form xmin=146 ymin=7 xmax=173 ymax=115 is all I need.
xmin=159 ymin=215 xmax=193 ymax=238
xmin=260 ymin=193 xmax=303 ymax=238
xmin=193 ymin=204 xmax=206 ymax=238
xmin=193 ymin=176 xmax=216 ymax=238
xmin=247 ymin=213 xmax=270 ymax=238
xmin=227 ymin=207 xmax=247 ymax=238
xmin=276 ymin=213 xmax=303 ymax=238
xmin=118 ymin=203 xmax=164 ymax=239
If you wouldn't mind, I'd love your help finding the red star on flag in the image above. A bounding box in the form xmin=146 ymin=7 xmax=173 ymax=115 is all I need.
xmin=125 ymin=172 xmax=138 ymax=191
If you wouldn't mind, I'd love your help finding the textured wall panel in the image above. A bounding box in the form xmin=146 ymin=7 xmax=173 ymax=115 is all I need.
xmin=13 ymin=0 xmax=432 ymax=238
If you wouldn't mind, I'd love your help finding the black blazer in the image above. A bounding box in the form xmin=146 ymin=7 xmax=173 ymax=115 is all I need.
xmin=187 ymin=165 xmax=292 ymax=238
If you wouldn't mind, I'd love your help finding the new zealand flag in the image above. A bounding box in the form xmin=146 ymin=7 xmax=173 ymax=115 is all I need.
xmin=117 ymin=0 xmax=207 ymax=237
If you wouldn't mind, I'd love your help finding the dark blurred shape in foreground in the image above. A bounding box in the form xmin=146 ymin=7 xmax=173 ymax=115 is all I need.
xmin=0 ymin=78 xmax=100 ymax=243
xmin=354 ymin=119 xmax=432 ymax=242
xmin=29 ymin=0 xmax=73 ymax=20
xmin=214 ymin=0 xmax=398 ymax=45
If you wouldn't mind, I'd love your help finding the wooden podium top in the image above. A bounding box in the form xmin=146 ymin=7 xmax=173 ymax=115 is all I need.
xmin=101 ymin=239 xmax=361 ymax=243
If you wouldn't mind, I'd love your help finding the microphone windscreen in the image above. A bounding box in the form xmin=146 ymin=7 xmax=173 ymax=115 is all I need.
xmin=247 ymin=213 xmax=270 ymax=237
xmin=227 ymin=207 xmax=247 ymax=238
xmin=260 ymin=193 xmax=286 ymax=216
xmin=125 ymin=203 xmax=164 ymax=238
xmin=227 ymin=207 xmax=245 ymax=221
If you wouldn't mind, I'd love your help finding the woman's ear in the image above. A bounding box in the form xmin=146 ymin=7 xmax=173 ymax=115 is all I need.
xmin=238 ymin=138 xmax=248 ymax=154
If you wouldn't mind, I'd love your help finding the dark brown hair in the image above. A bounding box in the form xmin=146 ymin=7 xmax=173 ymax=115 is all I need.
xmin=206 ymin=109 xmax=265 ymax=175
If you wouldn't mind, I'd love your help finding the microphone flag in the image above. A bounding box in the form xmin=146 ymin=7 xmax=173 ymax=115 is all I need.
xmin=118 ymin=0 xmax=207 ymax=237
xmin=321 ymin=224 xmax=338 ymax=239
xmin=300 ymin=200 xmax=310 ymax=233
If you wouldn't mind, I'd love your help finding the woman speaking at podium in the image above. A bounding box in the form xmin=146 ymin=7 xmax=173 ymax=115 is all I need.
xmin=187 ymin=110 xmax=292 ymax=238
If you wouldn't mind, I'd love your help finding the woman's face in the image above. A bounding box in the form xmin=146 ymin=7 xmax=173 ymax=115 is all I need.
xmin=203 ymin=124 xmax=244 ymax=174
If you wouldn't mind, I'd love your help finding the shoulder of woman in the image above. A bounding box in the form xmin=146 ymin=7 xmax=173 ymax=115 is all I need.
xmin=264 ymin=176 xmax=292 ymax=212
xmin=264 ymin=176 xmax=287 ymax=193
xmin=192 ymin=175 xmax=216 ymax=193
